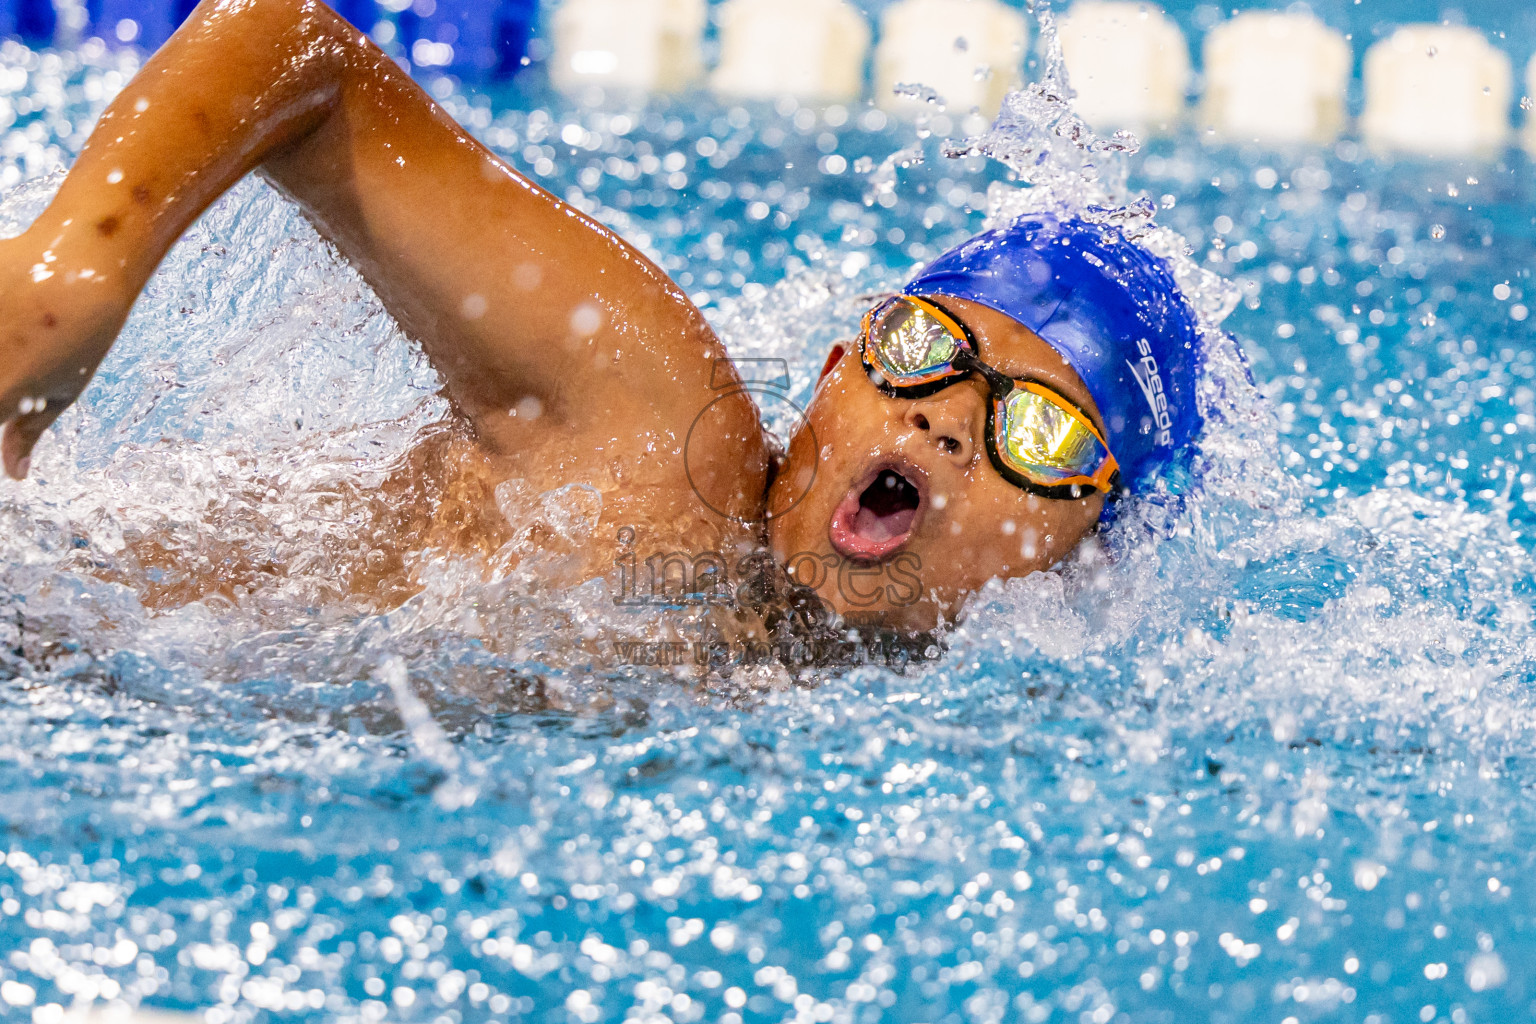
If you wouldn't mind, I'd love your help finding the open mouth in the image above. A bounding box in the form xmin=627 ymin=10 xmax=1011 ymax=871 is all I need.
xmin=829 ymin=468 xmax=923 ymax=562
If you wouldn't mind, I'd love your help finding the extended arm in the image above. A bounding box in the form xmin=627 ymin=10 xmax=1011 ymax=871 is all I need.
xmin=0 ymin=0 xmax=751 ymax=484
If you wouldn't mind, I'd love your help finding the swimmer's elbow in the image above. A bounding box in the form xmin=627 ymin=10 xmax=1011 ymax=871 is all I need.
xmin=178 ymin=0 xmax=355 ymax=53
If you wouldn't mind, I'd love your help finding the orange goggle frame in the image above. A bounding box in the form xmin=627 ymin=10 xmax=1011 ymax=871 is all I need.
xmin=859 ymin=295 xmax=1119 ymax=499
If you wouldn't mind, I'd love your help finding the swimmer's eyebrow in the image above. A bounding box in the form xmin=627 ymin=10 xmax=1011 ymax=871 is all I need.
xmin=968 ymin=317 xmax=1066 ymax=387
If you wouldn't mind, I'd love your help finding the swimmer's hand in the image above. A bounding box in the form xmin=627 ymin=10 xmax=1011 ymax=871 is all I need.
xmin=0 ymin=233 xmax=130 ymax=479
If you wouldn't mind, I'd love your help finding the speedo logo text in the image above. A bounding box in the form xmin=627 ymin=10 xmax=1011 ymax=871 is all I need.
xmin=1127 ymin=338 xmax=1173 ymax=446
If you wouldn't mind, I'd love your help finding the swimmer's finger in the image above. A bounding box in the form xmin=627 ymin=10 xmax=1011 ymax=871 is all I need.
xmin=2 ymin=403 xmax=65 ymax=480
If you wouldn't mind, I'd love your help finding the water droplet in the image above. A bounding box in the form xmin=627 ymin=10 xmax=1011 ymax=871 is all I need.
xmin=1430 ymin=224 xmax=1445 ymax=240
xmin=570 ymin=302 xmax=602 ymax=336
xmin=891 ymin=82 xmax=944 ymax=107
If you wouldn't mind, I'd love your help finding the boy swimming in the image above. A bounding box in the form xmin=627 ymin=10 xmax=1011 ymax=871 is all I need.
xmin=0 ymin=0 xmax=1202 ymax=634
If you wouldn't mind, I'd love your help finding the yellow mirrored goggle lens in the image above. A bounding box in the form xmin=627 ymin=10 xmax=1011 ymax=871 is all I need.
xmin=866 ymin=299 xmax=961 ymax=385
xmin=997 ymin=385 xmax=1114 ymax=486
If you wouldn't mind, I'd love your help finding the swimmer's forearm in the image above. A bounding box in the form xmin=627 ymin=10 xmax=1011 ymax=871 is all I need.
xmin=1 ymin=0 xmax=755 ymax=487
xmin=0 ymin=0 xmax=363 ymax=476
xmin=35 ymin=0 xmax=721 ymax=424
xmin=27 ymin=0 xmax=351 ymax=297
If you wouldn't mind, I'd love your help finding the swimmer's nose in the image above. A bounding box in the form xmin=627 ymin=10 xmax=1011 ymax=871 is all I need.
xmin=903 ymin=392 xmax=980 ymax=467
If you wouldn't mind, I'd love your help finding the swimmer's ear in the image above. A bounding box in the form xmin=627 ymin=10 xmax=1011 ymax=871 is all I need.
xmin=818 ymin=343 xmax=848 ymax=385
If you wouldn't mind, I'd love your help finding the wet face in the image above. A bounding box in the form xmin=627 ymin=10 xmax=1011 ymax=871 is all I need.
xmin=766 ymin=296 xmax=1107 ymax=632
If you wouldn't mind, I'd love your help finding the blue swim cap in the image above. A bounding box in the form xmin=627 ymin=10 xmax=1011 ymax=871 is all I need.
xmin=904 ymin=214 xmax=1202 ymax=493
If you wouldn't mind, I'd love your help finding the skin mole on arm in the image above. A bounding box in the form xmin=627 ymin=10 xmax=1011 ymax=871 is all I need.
xmin=95 ymin=216 xmax=120 ymax=238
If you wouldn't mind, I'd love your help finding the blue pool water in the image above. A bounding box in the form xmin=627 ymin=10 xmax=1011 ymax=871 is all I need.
xmin=4 ymin=27 xmax=1536 ymax=1024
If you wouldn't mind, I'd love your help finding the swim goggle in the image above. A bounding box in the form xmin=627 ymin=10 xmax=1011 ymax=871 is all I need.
xmin=859 ymin=295 xmax=1120 ymax=499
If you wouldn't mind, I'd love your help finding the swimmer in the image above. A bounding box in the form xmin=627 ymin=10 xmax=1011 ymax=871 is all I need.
xmin=0 ymin=0 xmax=1201 ymax=634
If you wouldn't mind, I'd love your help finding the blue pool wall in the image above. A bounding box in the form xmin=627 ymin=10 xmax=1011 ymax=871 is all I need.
xmin=3 ymin=0 xmax=1536 ymax=109
xmin=0 ymin=0 xmax=540 ymax=78
xmin=0 ymin=0 xmax=54 ymax=44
